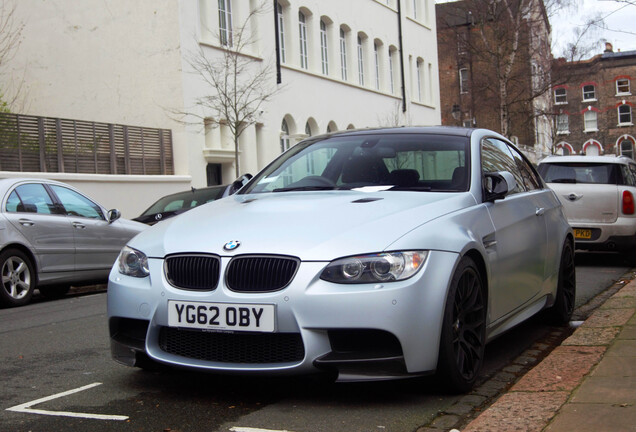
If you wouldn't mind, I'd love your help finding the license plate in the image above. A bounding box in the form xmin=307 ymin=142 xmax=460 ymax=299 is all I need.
xmin=168 ymin=300 xmax=275 ymax=332
xmin=574 ymin=228 xmax=592 ymax=240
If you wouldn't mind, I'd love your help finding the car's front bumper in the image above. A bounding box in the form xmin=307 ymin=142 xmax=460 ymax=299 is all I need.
xmin=107 ymin=250 xmax=459 ymax=381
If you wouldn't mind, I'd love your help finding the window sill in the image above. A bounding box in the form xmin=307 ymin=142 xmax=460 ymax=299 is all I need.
xmin=582 ymin=99 xmax=597 ymax=103
xmin=584 ymin=128 xmax=599 ymax=133
xmin=557 ymin=131 xmax=570 ymax=135
xmin=555 ymin=102 xmax=568 ymax=105
xmin=618 ymin=123 xmax=634 ymax=127
xmin=616 ymin=93 xmax=632 ymax=97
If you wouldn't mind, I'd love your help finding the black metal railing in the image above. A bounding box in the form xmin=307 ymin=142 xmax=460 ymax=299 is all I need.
xmin=0 ymin=113 xmax=174 ymax=175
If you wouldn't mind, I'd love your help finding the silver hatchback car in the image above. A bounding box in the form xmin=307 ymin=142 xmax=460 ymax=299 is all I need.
xmin=0 ymin=178 xmax=146 ymax=307
xmin=108 ymin=127 xmax=574 ymax=392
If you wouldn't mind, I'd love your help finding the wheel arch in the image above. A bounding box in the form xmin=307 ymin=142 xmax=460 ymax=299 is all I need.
xmin=462 ymin=248 xmax=489 ymax=304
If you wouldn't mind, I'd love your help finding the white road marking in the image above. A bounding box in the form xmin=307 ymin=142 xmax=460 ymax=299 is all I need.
xmin=230 ymin=428 xmax=295 ymax=432
xmin=6 ymin=382 xmax=128 ymax=421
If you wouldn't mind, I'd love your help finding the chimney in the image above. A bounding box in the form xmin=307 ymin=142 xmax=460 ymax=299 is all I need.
xmin=605 ymin=42 xmax=614 ymax=53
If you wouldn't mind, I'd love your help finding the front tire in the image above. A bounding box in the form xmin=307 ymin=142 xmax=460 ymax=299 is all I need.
xmin=0 ymin=249 xmax=36 ymax=307
xmin=436 ymin=256 xmax=486 ymax=393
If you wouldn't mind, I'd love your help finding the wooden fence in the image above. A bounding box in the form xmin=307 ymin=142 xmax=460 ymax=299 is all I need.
xmin=0 ymin=113 xmax=174 ymax=175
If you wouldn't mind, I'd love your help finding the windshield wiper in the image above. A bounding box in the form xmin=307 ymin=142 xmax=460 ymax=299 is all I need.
xmin=550 ymin=178 xmax=577 ymax=183
xmin=389 ymin=185 xmax=433 ymax=191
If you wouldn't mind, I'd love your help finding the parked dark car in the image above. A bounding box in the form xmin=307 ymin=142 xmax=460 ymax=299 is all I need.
xmin=133 ymin=185 xmax=231 ymax=225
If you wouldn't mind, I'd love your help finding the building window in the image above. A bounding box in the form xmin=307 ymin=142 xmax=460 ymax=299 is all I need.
xmin=554 ymin=87 xmax=567 ymax=104
xmin=463 ymin=119 xmax=472 ymax=128
xmin=617 ymin=78 xmax=631 ymax=95
xmin=320 ymin=20 xmax=329 ymax=75
xmin=584 ymin=110 xmax=598 ymax=132
xmin=280 ymin=119 xmax=290 ymax=152
xmin=277 ymin=2 xmax=285 ymax=63
xmin=374 ymin=42 xmax=380 ymax=90
xmin=557 ymin=114 xmax=569 ymax=134
xmin=305 ymin=122 xmax=312 ymax=136
xmin=357 ymin=35 xmax=364 ymax=86
xmin=619 ymin=104 xmax=633 ymax=125
xmin=582 ymin=84 xmax=596 ymax=101
xmin=459 ymin=68 xmax=469 ymax=94
xmin=218 ymin=0 xmax=233 ymax=47
xmin=416 ymin=60 xmax=423 ymax=101
xmin=299 ymin=11 xmax=308 ymax=69
xmin=621 ymin=139 xmax=634 ymax=159
xmin=339 ymin=28 xmax=348 ymax=81
xmin=388 ymin=48 xmax=395 ymax=94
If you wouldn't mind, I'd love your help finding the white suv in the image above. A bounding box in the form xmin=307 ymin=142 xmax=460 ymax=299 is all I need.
xmin=538 ymin=155 xmax=636 ymax=252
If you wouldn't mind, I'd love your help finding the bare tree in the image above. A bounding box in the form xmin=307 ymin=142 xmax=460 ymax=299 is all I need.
xmin=185 ymin=1 xmax=280 ymax=177
xmin=0 ymin=0 xmax=24 ymax=112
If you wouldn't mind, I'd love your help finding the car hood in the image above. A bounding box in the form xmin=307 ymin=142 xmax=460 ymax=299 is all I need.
xmin=130 ymin=191 xmax=476 ymax=261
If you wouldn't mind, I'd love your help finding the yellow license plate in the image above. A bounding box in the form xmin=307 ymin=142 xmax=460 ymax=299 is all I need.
xmin=574 ymin=229 xmax=592 ymax=239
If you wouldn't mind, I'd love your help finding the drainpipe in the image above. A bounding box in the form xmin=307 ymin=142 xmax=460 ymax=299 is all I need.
xmin=397 ymin=1 xmax=407 ymax=113
xmin=274 ymin=0 xmax=282 ymax=84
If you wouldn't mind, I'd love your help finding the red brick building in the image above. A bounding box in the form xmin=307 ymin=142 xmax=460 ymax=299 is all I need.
xmin=552 ymin=44 xmax=636 ymax=157
xmin=436 ymin=0 xmax=552 ymax=153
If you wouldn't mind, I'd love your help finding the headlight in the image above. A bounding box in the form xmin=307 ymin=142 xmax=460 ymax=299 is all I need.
xmin=118 ymin=246 xmax=149 ymax=278
xmin=320 ymin=251 xmax=428 ymax=284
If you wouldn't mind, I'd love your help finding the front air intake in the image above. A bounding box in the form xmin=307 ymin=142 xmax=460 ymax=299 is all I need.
xmin=226 ymin=255 xmax=299 ymax=292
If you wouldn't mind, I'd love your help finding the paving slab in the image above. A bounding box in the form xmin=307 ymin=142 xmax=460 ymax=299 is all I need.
xmin=544 ymin=403 xmax=636 ymax=431
xmin=619 ymin=325 xmax=636 ymax=340
xmin=582 ymin=308 xmax=635 ymax=328
xmin=605 ymin=339 xmax=636 ymax=357
xmin=592 ymin=356 xmax=636 ymax=377
xmin=571 ymin=376 xmax=636 ymax=404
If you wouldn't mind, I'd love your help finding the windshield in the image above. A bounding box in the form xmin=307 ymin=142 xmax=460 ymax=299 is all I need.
xmin=242 ymin=133 xmax=470 ymax=194
xmin=538 ymin=162 xmax=621 ymax=185
xmin=140 ymin=186 xmax=227 ymax=216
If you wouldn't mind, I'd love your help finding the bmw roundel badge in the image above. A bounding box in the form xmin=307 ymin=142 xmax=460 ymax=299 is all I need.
xmin=223 ymin=240 xmax=241 ymax=251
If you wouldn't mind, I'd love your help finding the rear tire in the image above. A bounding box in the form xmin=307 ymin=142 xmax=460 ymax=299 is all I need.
xmin=0 ymin=248 xmax=36 ymax=308
xmin=547 ymin=239 xmax=576 ymax=325
xmin=436 ymin=256 xmax=486 ymax=393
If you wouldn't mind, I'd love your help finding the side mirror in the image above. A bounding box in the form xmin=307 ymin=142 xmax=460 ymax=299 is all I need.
xmin=484 ymin=171 xmax=516 ymax=202
xmin=228 ymin=173 xmax=253 ymax=195
xmin=107 ymin=209 xmax=121 ymax=223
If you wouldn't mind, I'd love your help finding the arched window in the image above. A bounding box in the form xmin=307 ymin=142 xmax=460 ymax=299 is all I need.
xmin=320 ymin=20 xmax=329 ymax=75
xmin=582 ymin=139 xmax=603 ymax=156
xmin=299 ymin=11 xmax=308 ymax=69
xmin=277 ymin=2 xmax=286 ymax=63
xmin=357 ymin=35 xmax=364 ymax=86
xmin=618 ymin=135 xmax=635 ymax=160
xmin=305 ymin=121 xmax=312 ymax=137
xmin=555 ymin=142 xmax=574 ymax=156
xmin=374 ymin=42 xmax=380 ymax=90
xmin=280 ymin=119 xmax=290 ymax=152
xmin=339 ymin=27 xmax=348 ymax=80
xmin=388 ymin=48 xmax=395 ymax=94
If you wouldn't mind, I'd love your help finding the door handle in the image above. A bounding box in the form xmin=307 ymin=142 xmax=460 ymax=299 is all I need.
xmin=536 ymin=207 xmax=545 ymax=216
xmin=72 ymin=222 xmax=86 ymax=229
xmin=19 ymin=218 xmax=34 ymax=226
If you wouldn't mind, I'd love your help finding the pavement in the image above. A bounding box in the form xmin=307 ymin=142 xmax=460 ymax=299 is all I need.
xmin=441 ymin=276 xmax=636 ymax=432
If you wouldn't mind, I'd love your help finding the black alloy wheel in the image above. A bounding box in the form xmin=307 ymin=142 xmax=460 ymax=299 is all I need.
xmin=437 ymin=256 xmax=486 ymax=393
xmin=548 ymin=239 xmax=576 ymax=325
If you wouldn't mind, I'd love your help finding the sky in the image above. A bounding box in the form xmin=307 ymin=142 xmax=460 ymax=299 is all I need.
xmin=549 ymin=0 xmax=636 ymax=57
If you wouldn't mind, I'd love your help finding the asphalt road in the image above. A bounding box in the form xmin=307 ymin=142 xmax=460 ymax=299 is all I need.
xmin=0 ymin=252 xmax=631 ymax=432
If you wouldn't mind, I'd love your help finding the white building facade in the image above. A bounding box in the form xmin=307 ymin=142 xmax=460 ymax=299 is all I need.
xmin=1 ymin=0 xmax=440 ymax=216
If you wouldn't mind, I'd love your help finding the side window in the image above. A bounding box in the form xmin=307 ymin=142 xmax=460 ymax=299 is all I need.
xmin=481 ymin=138 xmax=524 ymax=194
xmin=9 ymin=184 xmax=57 ymax=214
xmin=509 ymin=145 xmax=542 ymax=190
xmin=620 ymin=165 xmax=635 ymax=186
xmin=50 ymin=185 xmax=104 ymax=220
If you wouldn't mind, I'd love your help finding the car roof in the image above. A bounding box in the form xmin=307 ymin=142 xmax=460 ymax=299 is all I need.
xmin=539 ymin=155 xmax=635 ymax=165
xmin=310 ymin=125 xmax=477 ymax=141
